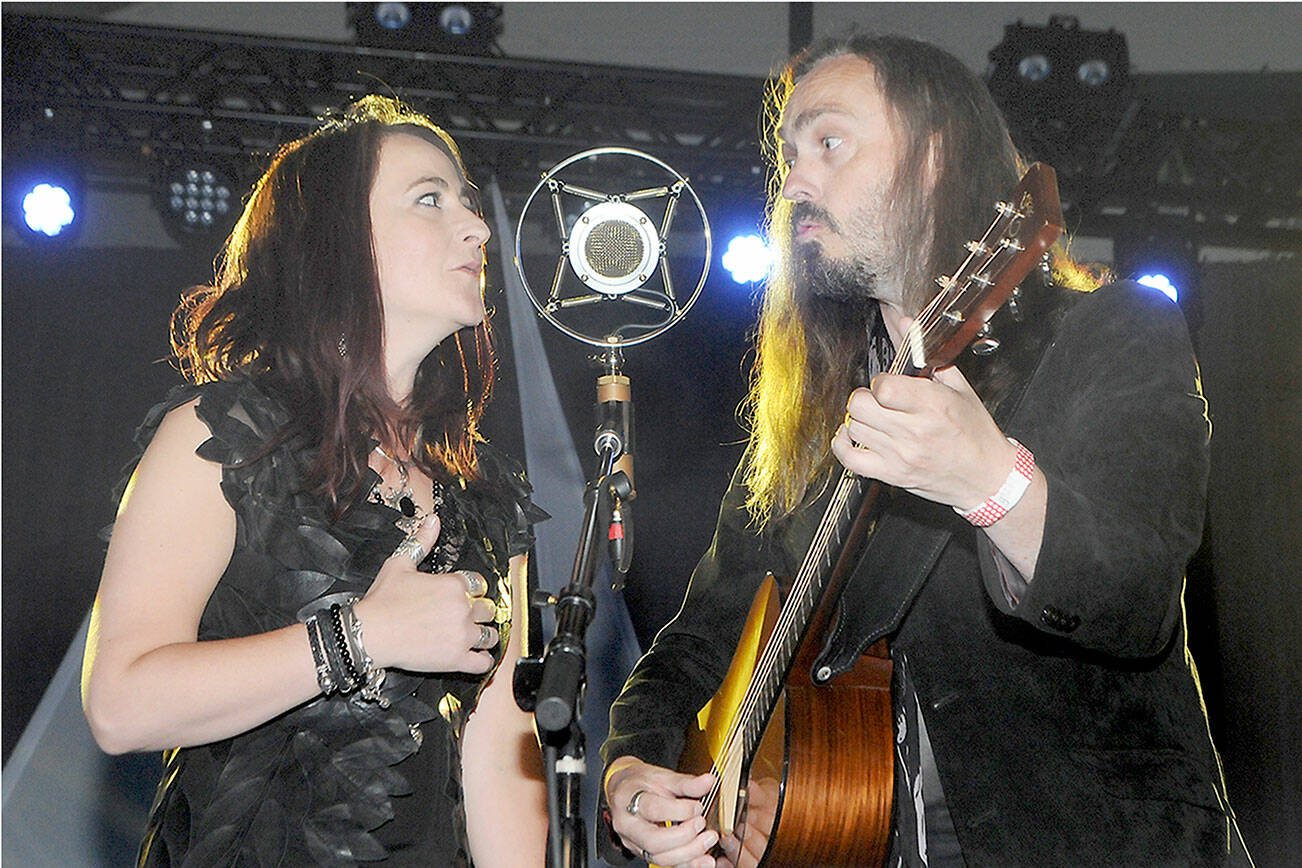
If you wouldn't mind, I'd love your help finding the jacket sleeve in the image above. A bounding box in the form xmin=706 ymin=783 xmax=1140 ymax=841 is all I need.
xmin=601 ymin=461 xmax=779 ymax=773
xmin=981 ymin=282 xmax=1211 ymax=659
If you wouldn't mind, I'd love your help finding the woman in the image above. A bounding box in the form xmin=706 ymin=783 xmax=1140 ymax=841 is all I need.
xmin=82 ymin=95 xmax=548 ymax=866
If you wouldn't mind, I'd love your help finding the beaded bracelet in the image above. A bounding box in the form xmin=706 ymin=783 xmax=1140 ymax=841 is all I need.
xmin=329 ymin=603 xmax=364 ymax=686
xmin=955 ymin=438 xmax=1036 ymax=527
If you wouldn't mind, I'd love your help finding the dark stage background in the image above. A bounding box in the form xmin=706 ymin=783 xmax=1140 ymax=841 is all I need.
xmin=3 ymin=239 xmax=1299 ymax=862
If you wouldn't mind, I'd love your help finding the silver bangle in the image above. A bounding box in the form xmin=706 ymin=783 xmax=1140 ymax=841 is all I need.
xmin=343 ymin=603 xmax=389 ymax=708
xmin=304 ymin=615 xmax=336 ymax=695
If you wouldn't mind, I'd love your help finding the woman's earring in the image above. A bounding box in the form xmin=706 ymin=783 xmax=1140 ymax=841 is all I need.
xmin=337 ymin=335 xmax=348 ymax=357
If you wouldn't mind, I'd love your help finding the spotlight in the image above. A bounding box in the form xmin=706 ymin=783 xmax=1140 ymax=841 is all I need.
xmin=348 ymin=2 xmax=503 ymax=54
xmin=1113 ymin=229 xmax=1201 ymax=328
xmin=986 ymin=16 xmax=1131 ymax=177
xmin=3 ymin=153 xmax=84 ymax=244
xmin=373 ymin=2 xmax=412 ymax=30
xmin=22 ymin=183 xmax=76 ymax=238
xmin=722 ymin=234 xmax=773 ymax=284
xmin=1136 ymin=273 xmax=1179 ymax=303
xmin=157 ymin=163 xmax=237 ymax=242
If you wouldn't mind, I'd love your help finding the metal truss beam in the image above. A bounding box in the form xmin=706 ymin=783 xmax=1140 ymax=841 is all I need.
xmin=2 ymin=13 xmax=769 ymax=213
xmin=4 ymin=13 xmax=1298 ymax=251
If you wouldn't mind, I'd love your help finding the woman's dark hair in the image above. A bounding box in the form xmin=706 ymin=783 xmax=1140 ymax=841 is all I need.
xmin=171 ymin=95 xmax=494 ymax=510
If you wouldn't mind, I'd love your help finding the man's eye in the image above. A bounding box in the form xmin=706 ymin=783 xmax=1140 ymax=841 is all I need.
xmin=822 ymin=136 xmax=843 ymax=151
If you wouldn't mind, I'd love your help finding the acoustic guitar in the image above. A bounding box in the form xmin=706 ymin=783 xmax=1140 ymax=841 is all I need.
xmin=677 ymin=163 xmax=1064 ymax=868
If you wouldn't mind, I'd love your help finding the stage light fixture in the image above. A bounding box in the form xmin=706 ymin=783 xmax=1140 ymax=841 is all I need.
xmin=348 ymin=2 xmax=503 ymax=54
xmin=374 ymin=2 xmax=413 ymax=31
xmin=1136 ymin=273 xmax=1179 ymax=303
xmin=22 ymin=183 xmax=76 ymax=238
xmin=722 ymin=234 xmax=773 ymax=284
xmin=986 ymin=16 xmax=1131 ymax=177
xmin=4 ymin=153 xmax=84 ymax=244
xmin=1113 ymin=229 xmax=1201 ymax=328
xmin=157 ymin=163 xmax=237 ymax=241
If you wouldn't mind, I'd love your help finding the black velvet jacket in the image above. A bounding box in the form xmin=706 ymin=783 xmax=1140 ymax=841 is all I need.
xmin=602 ymin=283 xmax=1243 ymax=865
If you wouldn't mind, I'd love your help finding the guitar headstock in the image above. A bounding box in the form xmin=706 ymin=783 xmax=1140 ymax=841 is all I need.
xmin=901 ymin=162 xmax=1064 ymax=375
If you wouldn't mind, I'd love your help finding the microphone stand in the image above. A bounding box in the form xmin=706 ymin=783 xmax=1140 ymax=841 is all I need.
xmin=515 ymin=344 xmax=635 ymax=868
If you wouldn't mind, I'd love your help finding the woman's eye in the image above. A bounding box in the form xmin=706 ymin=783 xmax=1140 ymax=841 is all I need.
xmin=418 ymin=192 xmax=442 ymax=207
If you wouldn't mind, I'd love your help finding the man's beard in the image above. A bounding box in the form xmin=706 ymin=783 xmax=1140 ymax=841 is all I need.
xmin=789 ymin=200 xmax=900 ymax=307
xmin=794 ymin=240 xmax=881 ymax=303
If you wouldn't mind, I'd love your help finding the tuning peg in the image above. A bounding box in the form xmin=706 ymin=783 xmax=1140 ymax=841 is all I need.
xmin=971 ymin=323 xmax=1000 ymax=355
xmin=1007 ymin=287 xmax=1024 ymax=322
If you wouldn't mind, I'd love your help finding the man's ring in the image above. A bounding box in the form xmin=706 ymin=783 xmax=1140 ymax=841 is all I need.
xmin=626 ymin=789 xmax=646 ymax=817
xmin=641 ymin=849 xmax=653 ymax=862
xmin=394 ymin=536 xmax=425 ymax=564
xmin=459 ymin=570 xmax=488 ymax=597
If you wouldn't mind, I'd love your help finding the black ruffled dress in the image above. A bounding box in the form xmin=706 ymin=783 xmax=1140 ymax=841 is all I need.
xmin=126 ymin=380 xmax=546 ymax=867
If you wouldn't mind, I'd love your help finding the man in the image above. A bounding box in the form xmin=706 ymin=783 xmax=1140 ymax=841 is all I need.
xmin=598 ymin=34 xmax=1250 ymax=868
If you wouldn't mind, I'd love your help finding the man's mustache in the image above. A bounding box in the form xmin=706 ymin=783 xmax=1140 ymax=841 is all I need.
xmin=790 ymin=201 xmax=840 ymax=236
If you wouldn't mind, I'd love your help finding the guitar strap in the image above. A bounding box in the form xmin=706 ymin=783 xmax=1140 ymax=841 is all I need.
xmin=810 ymin=494 xmax=953 ymax=681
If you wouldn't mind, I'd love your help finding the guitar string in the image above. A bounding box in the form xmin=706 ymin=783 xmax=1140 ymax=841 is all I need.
xmin=701 ymin=208 xmax=1026 ymax=810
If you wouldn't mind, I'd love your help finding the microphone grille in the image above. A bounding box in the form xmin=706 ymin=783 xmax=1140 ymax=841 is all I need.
xmin=584 ymin=219 xmax=645 ymax=279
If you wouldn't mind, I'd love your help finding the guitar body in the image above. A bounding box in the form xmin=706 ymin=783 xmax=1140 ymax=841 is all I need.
xmin=681 ymin=574 xmax=894 ymax=868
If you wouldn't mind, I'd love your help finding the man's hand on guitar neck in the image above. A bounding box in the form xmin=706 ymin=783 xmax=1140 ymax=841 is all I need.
xmin=605 ymin=756 xmax=719 ymax=867
xmin=832 ymin=350 xmax=1047 ymax=580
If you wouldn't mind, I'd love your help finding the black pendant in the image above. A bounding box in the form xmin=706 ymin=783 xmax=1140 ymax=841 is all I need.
xmin=399 ymin=495 xmax=417 ymax=518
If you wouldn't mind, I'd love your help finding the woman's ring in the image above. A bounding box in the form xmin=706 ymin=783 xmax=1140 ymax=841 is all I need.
xmin=475 ymin=624 xmax=495 ymax=649
xmin=626 ymin=789 xmax=646 ymax=817
xmin=394 ymin=536 xmax=426 ymax=564
xmin=641 ymin=849 xmax=653 ymax=862
xmin=459 ymin=570 xmax=488 ymax=597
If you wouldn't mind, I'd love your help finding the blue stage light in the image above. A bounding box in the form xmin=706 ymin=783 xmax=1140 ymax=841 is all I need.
xmin=21 ymin=182 xmax=77 ymax=237
xmin=722 ymin=234 xmax=772 ymax=284
xmin=6 ymin=156 xmax=84 ymax=244
xmin=1136 ymin=273 xmax=1179 ymax=303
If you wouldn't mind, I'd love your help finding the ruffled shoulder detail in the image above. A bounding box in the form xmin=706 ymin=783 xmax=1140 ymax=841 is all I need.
xmin=467 ymin=441 xmax=550 ymax=562
xmin=131 ymin=378 xmax=288 ymax=462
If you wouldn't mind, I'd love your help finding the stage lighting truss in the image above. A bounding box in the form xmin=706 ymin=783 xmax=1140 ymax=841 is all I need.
xmin=4 ymin=13 xmax=1296 ymax=252
xmin=514 ymin=147 xmax=711 ymax=349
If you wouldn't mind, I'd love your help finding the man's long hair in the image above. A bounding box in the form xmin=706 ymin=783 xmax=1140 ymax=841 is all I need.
xmin=742 ymin=34 xmax=1026 ymax=522
xmin=171 ymin=95 xmax=494 ymax=511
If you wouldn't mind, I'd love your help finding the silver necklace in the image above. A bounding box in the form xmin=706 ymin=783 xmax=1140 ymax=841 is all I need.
xmin=370 ymin=445 xmax=458 ymax=570
xmin=370 ymin=444 xmax=424 ymax=536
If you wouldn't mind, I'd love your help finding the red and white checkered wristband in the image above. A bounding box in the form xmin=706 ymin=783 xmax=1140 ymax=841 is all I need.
xmin=955 ymin=438 xmax=1035 ymax=527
